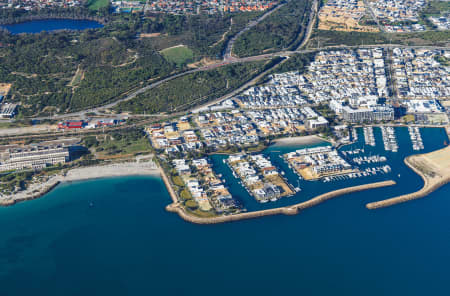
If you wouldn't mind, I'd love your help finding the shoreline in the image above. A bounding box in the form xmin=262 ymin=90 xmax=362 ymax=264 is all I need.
xmin=366 ymin=146 xmax=450 ymax=209
xmin=165 ymin=180 xmax=396 ymax=224
xmin=0 ymin=162 xmax=160 ymax=207
xmin=0 ymin=15 xmax=107 ymax=26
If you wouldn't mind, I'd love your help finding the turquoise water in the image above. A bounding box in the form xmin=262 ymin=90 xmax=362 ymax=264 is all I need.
xmin=1 ymin=19 xmax=103 ymax=34
xmin=1 ymin=127 xmax=449 ymax=295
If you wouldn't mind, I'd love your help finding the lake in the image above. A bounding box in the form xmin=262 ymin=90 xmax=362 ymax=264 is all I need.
xmin=1 ymin=19 xmax=103 ymax=34
xmin=0 ymin=127 xmax=449 ymax=295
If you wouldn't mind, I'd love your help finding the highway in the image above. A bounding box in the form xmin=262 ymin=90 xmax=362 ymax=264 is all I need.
xmin=20 ymin=0 xmax=450 ymax=125
xmin=30 ymin=43 xmax=449 ymax=122
xmin=223 ymin=2 xmax=286 ymax=61
xmin=295 ymin=0 xmax=318 ymax=50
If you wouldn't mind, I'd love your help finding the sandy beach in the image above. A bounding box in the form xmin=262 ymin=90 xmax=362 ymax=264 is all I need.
xmin=271 ymin=135 xmax=326 ymax=147
xmin=64 ymin=162 xmax=160 ymax=182
xmin=0 ymin=161 xmax=160 ymax=206
xmin=366 ymin=145 xmax=450 ymax=209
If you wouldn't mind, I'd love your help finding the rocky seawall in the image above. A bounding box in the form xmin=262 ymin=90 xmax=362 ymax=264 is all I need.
xmin=165 ymin=180 xmax=396 ymax=224
xmin=366 ymin=155 xmax=450 ymax=210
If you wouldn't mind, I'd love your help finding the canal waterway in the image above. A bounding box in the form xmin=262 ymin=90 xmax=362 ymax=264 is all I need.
xmin=1 ymin=19 xmax=103 ymax=34
xmin=0 ymin=127 xmax=449 ymax=295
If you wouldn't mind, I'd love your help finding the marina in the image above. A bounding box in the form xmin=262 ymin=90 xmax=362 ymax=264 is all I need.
xmin=349 ymin=155 xmax=387 ymax=165
xmin=226 ymin=153 xmax=295 ymax=203
xmin=363 ymin=126 xmax=376 ymax=146
xmin=322 ymin=165 xmax=392 ymax=182
xmin=408 ymin=126 xmax=424 ymax=151
xmin=283 ymin=146 xmax=355 ymax=181
xmin=351 ymin=127 xmax=358 ymax=142
xmin=381 ymin=126 xmax=399 ymax=152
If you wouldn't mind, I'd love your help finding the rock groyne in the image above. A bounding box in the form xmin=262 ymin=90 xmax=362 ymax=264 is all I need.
xmin=165 ymin=180 xmax=396 ymax=224
xmin=366 ymin=150 xmax=450 ymax=209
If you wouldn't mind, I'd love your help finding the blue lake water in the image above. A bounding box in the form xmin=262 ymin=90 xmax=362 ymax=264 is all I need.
xmin=1 ymin=19 xmax=103 ymax=34
xmin=0 ymin=127 xmax=449 ymax=295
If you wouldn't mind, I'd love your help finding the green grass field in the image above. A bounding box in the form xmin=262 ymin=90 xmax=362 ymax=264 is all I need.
xmin=87 ymin=0 xmax=109 ymax=11
xmin=422 ymin=1 xmax=450 ymax=17
xmin=160 ymin=45 xmax=194 ymax=67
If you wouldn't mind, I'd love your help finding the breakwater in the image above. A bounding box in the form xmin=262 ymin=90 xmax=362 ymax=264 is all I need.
xmin=165 ymin=179 xmax=396 ymax=224
xmin=366 ymin=154 xmax=450 ymax=210
xmin=160 ymin=166 xmax=179 ymax=204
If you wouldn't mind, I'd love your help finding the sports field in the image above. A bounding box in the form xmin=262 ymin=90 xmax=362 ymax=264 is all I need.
xmin=160 ymin=45 xmax=194 ymax=67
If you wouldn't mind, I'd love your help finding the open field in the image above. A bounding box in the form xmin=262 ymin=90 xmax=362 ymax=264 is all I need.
xmin=86 ymin=0 xmax=109 ymax=10
xmin=421 ymin=1 xmax=450 ymax=17
xmin=307 ymin=29 xmax=450 ymax=47
xmin=160 ymin=45 xmax=194 ymax=67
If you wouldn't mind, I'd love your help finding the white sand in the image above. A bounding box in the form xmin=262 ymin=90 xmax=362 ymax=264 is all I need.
xmin=272 ymin=135 xmax=326 ymax=147
xmin=0 ymin=161 xmax=160 ymax=206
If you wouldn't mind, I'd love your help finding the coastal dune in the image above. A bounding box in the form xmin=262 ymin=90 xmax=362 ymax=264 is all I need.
xmin=366 ymin=145 xmax=450 ymax=209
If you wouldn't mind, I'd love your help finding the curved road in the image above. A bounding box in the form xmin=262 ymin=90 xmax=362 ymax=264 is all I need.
xmin=296 ymin=0 xmax=318 ymax=50
xmin=223 ymin=2 xmax=286 ymax=61
xmin=31 ymin=0 xmax=448 ymax=123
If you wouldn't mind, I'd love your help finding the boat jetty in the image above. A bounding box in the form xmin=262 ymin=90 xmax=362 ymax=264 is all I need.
xmin=381 ymin=126 xmax=398 ymax=152
xmin=408 ymin=126 xmax=424 ymax=151
xmin=349 ymin=155 xmax=387 ymax=165
xmin=342 ymin=148 xmax=364 ymax=156
xmin=351 ymin=127 xmax=358 ymax=142
xmin=363 ymin=126 xmax=376 ymax=146
xmin=322 ymin=165 xmax=391 ymax=182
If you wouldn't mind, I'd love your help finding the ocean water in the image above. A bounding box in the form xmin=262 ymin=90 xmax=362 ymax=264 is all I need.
xmin=1 ymin=19 xmax=103 ymax=34
xmin=0 ymin=127 xmax=449 ymax=295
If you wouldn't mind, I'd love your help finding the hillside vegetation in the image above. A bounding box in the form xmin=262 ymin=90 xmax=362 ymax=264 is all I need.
xmin=0 ymin=11 xmax=263 ymax=117
xmin=233 ymin=0 xmax=311 ymax=57
xmin=115 ymin=60 xmax=277 ymax=114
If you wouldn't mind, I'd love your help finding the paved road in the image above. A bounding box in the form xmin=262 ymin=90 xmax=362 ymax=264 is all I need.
xmin=32 ymin=55 xmax=274 ymax=121
xmin=31 ymin=32 xmax=449 ymax=122
xmin=223 ymin=3 xmax=286 ymax=61
xmin=295 ymin=0 xmax=319 ymax=50
xmin=363 ymin=0 xmax=385 ymax=33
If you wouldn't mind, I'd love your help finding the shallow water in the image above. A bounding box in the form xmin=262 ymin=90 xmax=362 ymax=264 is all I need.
xmin=0 ymin=127 xmax=449 ymax=295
